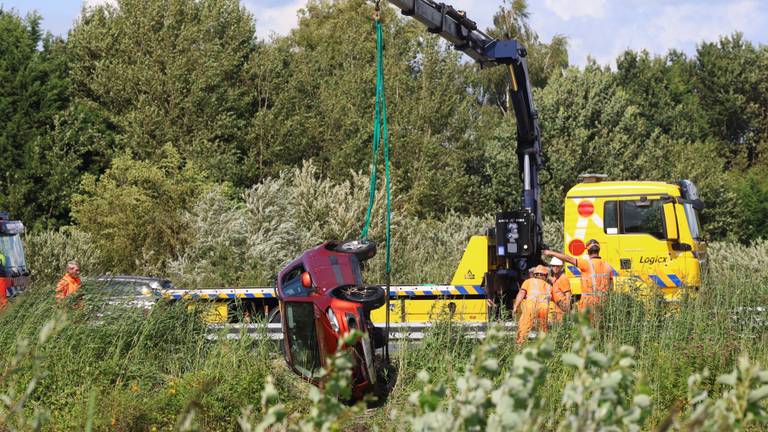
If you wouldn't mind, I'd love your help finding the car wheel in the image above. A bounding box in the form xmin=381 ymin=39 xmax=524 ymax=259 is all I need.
xmin=336 ymin=285 xmax=386 ymax=310
xmin=334 ymin=240 xmax=377 ymax=261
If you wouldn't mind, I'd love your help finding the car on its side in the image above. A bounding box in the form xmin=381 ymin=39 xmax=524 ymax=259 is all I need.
xmin=276 ymin=240 xmax=386 ymax=400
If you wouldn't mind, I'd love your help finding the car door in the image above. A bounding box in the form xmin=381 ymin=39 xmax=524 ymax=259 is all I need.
xmin=283 ymin=301 xmax=323 ymax=381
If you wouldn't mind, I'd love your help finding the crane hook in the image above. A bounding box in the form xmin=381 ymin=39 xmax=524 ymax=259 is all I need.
xmin=373 ymin=0 xmax=381 ymax=21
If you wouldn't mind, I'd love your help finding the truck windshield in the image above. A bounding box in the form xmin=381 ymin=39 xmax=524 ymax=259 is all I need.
xmin=0 ymin=233 xmax=27 ymax=276
xmin=683 ymin=203 xmax=702 ymax=239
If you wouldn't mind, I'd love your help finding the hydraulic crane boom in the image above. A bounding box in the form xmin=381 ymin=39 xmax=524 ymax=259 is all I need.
xmin=386 ymin=0 xmax=544 ymax=286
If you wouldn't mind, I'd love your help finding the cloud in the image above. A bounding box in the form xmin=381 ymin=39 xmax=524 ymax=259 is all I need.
xmin=544 ymin=0 xmax=607 ymax=20
xmin=243 ymin=0 xmax=304 ymax=40
xmin=83 ymin=0 xmax=117 ymax=8
xmin=654 ymin=1 xmax=760 ymax=49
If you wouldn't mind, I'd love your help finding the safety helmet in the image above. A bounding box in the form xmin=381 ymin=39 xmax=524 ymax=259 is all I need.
xmin=533 ymin=265 xmax=549 ymax=277
xmin=550 ymin=257 xmax=563 ymax=266
xmin=586 ymin=239 xmax=600 ymax=251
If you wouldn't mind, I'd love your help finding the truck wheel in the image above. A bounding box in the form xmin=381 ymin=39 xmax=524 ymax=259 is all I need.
xmin=336 ymin=285 xmax=385 ymax=310
xmin=334 ymin=240 xmax=377 ymax=261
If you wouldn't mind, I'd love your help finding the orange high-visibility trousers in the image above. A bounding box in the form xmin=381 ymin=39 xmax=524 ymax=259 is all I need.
xmin=517 ymin=300 xmax=549 ymax=344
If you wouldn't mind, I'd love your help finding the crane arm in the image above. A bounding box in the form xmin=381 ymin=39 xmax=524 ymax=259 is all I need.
xmin=386 ymin=0 xmax=544 ymax=275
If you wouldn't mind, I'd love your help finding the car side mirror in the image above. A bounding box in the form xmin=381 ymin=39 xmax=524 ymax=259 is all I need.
xmin=671 ymin=242 xmax=692 ymax=252
xmin=301 ymin=272 xmax=312 ymax=288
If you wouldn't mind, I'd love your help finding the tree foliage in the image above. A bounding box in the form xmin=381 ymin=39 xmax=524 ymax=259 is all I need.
xmin=2 ymin=0 xmax=768 ymax=270
xmin=71 ymin=146 xmax=207 ymax=273
xmin=67 ymin=0 xmax=260 ymax=185
xmin=0 ymin=9 xmax=72 ymax=229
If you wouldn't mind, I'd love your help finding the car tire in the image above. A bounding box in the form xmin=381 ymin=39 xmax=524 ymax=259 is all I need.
xmin=335 ymin=285 xmax=386 ymax=310
xmin=334 ymin=240 xmax=377 ymax=261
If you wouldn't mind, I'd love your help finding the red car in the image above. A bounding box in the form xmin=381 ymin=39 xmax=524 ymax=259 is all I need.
xmin=276 ymin=240 xmax=386 ymax=400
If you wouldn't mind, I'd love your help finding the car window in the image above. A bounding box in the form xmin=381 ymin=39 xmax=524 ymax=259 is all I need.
xmin=284 ymin=302 xmax=322 ymax=379
xmin=91 ymin=280 xmax=149 ymax=297
xmin=281 ymin=265 xmax=310 ymax=297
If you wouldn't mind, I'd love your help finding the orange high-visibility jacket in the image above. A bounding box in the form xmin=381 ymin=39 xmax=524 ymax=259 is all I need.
xmin=55 ymin=274 xmax=81 ymax=299
xmin=520 ymin=278 xmax=552 ymax=303
xmin=552 ymin=273 xmax=571 ymax=303
xmin=576 ymin=257 xmax=613 ymax=295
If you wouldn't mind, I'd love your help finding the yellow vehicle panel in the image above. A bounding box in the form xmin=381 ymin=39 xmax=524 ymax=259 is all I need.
xmin=450 ymin=235 xmax=487 ymax=286
xmin=190 ymin=302 xmax=229 ymax=323
xmin=370 ymin=297 xmax=487 ymax=324
xmin=563 ymin=180 xmax=703 ymax=301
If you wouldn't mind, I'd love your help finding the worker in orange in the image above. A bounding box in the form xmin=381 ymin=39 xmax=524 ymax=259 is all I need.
xmin=548 ymin=257 xmax=571 ymax=322
xmin=56 ymin=260 xmax=81 ymax=300
xmin=513 ymin=265 xmax=552 ymax=344
xmin=543 ymin=239 xmax=613 ymax=322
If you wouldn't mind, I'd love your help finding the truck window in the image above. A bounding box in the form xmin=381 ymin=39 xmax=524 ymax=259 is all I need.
xmin=683 ymin=203 xmax=702 ymax=239
xmin=620 ymin=200 xmax=665 ymax=239
xmin=604 ymin=201 xmax=618 ymax=234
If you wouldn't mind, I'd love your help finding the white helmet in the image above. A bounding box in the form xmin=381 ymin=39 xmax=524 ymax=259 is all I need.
xmin=550 ymin=257 xmax=564 ymax=266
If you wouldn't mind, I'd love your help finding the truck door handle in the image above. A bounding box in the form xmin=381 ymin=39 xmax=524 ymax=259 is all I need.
xmin=620 ymin=259 xmax=631 ymax=270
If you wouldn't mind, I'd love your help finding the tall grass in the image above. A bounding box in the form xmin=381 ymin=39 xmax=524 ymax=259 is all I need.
xmin=8 ymin=167 xmax=768 ymax=429
xmin=4 ymin=246 xmax=768 ymax=429
xmin=0 ymin=283 xmax=299 ymax=431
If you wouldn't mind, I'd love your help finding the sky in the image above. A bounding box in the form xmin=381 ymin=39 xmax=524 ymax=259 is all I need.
xmin=2 ymin=0 xmax=767 ymax=67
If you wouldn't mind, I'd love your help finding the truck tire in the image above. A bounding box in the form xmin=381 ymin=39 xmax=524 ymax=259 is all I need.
xmin=334 ymin=240 xmax=377 ymax=261
xmin=335 ymin=285 xmax=385 ymax=310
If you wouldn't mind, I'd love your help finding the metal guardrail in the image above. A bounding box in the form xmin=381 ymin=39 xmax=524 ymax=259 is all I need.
xmin=163 ymin=284 xmax=486 ymax=300
xmin=204 ymin=321 xmax=517 ymax=341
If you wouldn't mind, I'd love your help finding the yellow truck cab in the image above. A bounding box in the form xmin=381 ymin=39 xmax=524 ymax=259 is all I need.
xmin=562 ymin=174 xmax=706 ymax=300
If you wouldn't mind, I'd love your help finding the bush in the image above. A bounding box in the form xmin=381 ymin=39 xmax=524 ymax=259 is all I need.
xmin=170 ymin=160 xmax=565 ymax=287
xmin=71 ymin=146 xmax=208 ymax=275
xmin=23 ymin=227 xmax=103 ymax=285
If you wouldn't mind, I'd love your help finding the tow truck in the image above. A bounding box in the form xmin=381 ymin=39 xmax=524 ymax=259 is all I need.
xmin=0 ymin=212 xmax=30 ymax=306
xmin=162 ymin=0 xmax=706 ymax=323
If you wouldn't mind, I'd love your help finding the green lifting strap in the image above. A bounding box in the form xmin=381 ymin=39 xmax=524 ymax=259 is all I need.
xmin=360 ymin=18 xmax=392 ymax=275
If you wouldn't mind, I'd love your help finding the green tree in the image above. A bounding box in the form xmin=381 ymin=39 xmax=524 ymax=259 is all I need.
xmin=249 ymin=0 xmax=485 ymax=217
xmin=67 ymin=0 xmax=259 ymax=185
xmin=71 ymin=146 xmax=208 ymax=273
xmin=733 ymin=166 xmax=768 ymax=242
xmin=616 ymin=49 xmax=710 ymax=143
xmin=477 ymin=0 xmax=569 ymax=118
xmin=0 ymin=10 xmax=72 ymax=228
xmin=694 ymin=33 xmax=768 ymax=167
xmin=535 ymin=62 xmax=734 ymax=235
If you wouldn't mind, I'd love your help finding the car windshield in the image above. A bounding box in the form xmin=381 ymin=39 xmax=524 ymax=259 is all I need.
xmin=0 ymin=233 xmax=27 ymax=276
xmin=284 ymin=302 xmax=322 ymax=379
xmin=102 ymin=282 xmax=151 ymax=297
xmin=90 ymin=278 xmax=168 ymax=298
